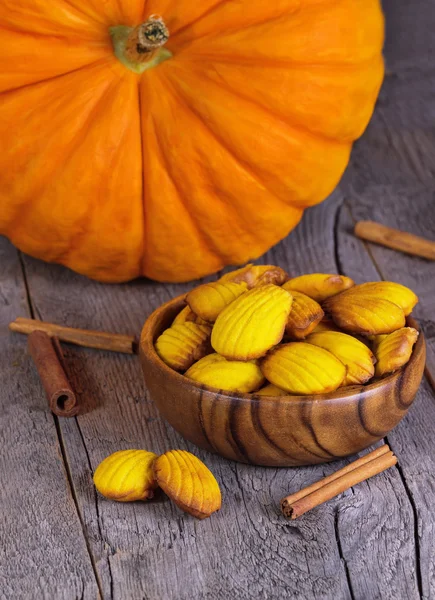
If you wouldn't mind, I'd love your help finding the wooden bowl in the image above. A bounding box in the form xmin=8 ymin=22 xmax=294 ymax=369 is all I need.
xmin=140 ymin=296 xmax=426 ymax=466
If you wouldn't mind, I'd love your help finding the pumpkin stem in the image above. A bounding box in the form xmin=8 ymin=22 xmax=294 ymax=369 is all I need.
xmin=110 ymin=16 xmax=171 ymax=74
xmin=126 ymin=16 xmax=169 ymax=62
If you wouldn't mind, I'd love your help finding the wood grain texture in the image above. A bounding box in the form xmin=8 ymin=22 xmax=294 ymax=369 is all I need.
xmin=336 ymin=17 xmax=435 ymax=591
xmin=337 ymin=202 xmax=435 ymax=600
xmin=140 ymin=297 xmax=425 ymax=466
xmin=340 ymin=203 xmax=435 ymax=598
xmin=0 ymin=238 xmax=99 ymax=599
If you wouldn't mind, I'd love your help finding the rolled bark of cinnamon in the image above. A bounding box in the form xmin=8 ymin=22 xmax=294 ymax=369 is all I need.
xmin=282 ymin=445 xmax=390 ymax=508
xmin=354 ymin=221 xmax=435 ymax=260
xmin=11 ymin=317 xmax=137 ymax=354
xmin=281 ymin=445 xmax=397 ymax=519
xmin=28 ymin=331 xmax=79 ymax=418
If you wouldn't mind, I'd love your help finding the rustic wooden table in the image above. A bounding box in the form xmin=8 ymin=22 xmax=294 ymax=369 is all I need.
xmin=1 ymin=2 xmax=434 ymax=599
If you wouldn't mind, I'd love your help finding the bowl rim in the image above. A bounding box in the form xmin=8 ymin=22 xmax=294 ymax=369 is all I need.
xmin=140 ymin=293 xmax=424 ymax=406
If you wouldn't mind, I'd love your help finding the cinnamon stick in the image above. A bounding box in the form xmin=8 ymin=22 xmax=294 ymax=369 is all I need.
xmin=282 ymin=445 xmax=390 ymax=508
xmin=28 ymin=331 xmax=79 ymax=418
xmin=10 ymin=317 xmax=137 ymax=354
xmin=355 ymin=220 xmax=435 ymax=261
xmin=281 ymin=445 xmax=397 ymax=519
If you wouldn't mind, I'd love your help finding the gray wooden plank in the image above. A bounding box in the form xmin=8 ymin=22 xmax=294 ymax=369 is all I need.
xmin=382 ymin=0 xmax=435 ymax=74
xmin=0 ymin=237 xmax=99 ymax=600
xmin=18 ymin=188 xmax=419 ymax=600
xmin=342 ymin=24 xmax=435 ymax=597
xmin=324 ymin=4 xmax=435 ymax=595
xmin=340 ymin=148 xmax=435 ymax=600
xmin=337 ymin=202 xmax=435 ymax=600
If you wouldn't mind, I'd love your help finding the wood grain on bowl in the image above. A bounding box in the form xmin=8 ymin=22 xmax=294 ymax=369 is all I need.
xmin=140 ymin=296 xmax=426 ymax=467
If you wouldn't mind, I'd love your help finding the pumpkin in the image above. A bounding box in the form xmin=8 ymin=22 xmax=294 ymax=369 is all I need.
xmin=0 ymin=1 xmax=384 ymax=283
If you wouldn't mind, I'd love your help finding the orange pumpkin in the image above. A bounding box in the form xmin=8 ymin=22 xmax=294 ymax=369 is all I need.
xmin=0 ymin=1 xmax=384 ymax=282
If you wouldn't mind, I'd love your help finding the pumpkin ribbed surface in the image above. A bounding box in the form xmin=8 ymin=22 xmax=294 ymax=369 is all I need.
xmin=0 ymin=0 xmax=384 ymax=282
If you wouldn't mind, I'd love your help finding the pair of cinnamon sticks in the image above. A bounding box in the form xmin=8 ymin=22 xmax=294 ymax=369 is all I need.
xmin=10 ymin=317 xmax=137 ymax=417
xmin=281 ymin=445 xmax=397 ymax=519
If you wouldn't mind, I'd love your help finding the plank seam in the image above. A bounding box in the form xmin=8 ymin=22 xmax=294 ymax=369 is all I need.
xmin=18 ymin=252 xmax=37 ymax=318
xmin=334 ymin=510 xmax=355 ymax=600
xmin=333 ymin=200 xmax=346 ymax=277
xmin=388 ymin=440 xmax=424 ymax=600
xmin=332 ymin=202 xmax=358 ymax=600
xmin=53 ymin=415 xmax=105 ymax=599
xmin=340 ymin=204 xmax=424 ymax=597
xmin=341 ymin=203 xmax=383 ymax=280
xmin=18 ymin=253 xmax=105 ymax=599
xmin=75 ymin=417 xmax=115 ymax=600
